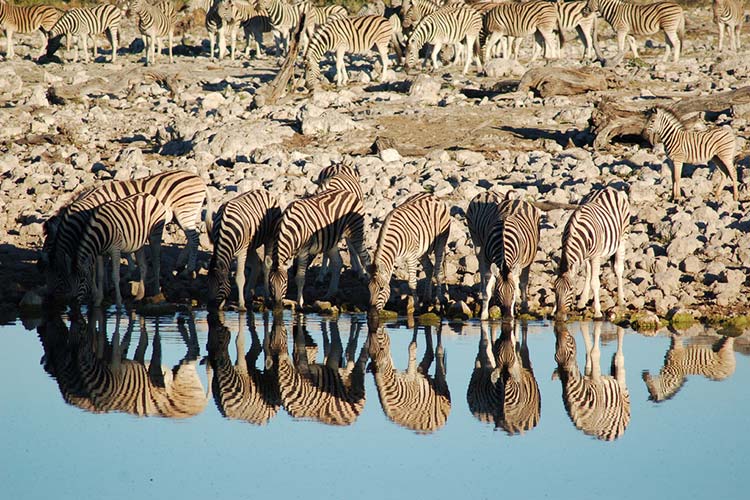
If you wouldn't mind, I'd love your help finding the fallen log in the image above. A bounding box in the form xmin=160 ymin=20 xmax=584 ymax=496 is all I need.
xmin=253 ymin=13 xmax=306 ymax=107
xmin=517 ymin=66 xmax=622 ymax=97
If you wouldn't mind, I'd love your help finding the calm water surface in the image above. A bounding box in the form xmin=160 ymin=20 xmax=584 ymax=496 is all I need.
xmin=1 ymin=310 xmax=748 ymax=500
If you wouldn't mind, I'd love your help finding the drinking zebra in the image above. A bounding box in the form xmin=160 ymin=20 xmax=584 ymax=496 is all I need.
xmin=713 ymin=0 xmax=744 ymax=51
xmin=368 ymin=192 xmax=450 ymax=314
xmin=266 ymin=188 xmax=371 ymax=309
xmin=643 ymin=107 xmax=739 ymax=202
xmin=643 ymin=334 xmax=736 ymax=402
xmin=206 ymin=189 xmax=281 ymax=311
xmin=482 ymin=0 xmax=561 ymax=62
xmin=304 ymin=15 xmax=393 ymax=88
xmin=128 ymin=0 xmax=177 ymax=65
xmin=47 ymin=4 xmax=121 ymax=63
xmin=582 ymin=0 xmax=684 ymax=62
xmin=554 ymin=186 xmax=630 ymax=320
xmin=467 ymin=191 xmax=541 ymax=320
xmin=0 ymin=0 xmax=62 ymax=59
xmin=553 ymin=322 xmax=630 ymax=441
xmin=216 ymin=0 xmax=273 ymax=59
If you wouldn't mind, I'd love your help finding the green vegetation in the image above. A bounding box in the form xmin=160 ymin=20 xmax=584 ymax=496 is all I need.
xmin=417 ymin=312 xmax=441 ymax=326
xmin=669 ymin=312 xmax=696 ymax=330
xmin=629 ymin=311 xmax=663 ymax=332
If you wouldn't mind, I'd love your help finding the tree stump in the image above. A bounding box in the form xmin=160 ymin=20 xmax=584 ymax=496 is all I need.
xmin=253 ymin=13 xmax=306 ymax=107
xmin=517 ymin=66 xmax=621 ymax=97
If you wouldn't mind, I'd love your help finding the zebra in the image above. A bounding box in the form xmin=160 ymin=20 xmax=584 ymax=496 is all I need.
xmin=643 ymin=334 xmax=736 ymax=402
xmin=713 ymin=0 xmax=744 ymax=51
xmin=553 ymin=322 xmax=630 ymax=441
xmin=467 ymin=191 xmax=541 ymax=320
xmin=554 ymin=186 xmax=630 ymax=320
xmin=66 ymin=193 xmax=168 ymax=307
xmin=269 ymin=314 xmax=368 ymax=425
xmin=402 ymin=0 xmax=441 ymax=33
xmin=582 ymin=0 xmax=684 ymax=62
xmin=205 ymin=189 xmax=282 ymax=311
xmin=255 ymin=0 xmax=300 ymax=56
xmin=467 ymin=321 xmax=541 ymax=434
xmin=368 ymin=192 xmax=450 ymax=314
xmin=304 ymin=15 xmax=393 ymax=88
xmin=266 ymin=188 xmax=371 ymax=309
xmin=643 ymin=107 xmax=739 ymax=202
xmin=42 ymin=170 xmax=208 ymax=282
xmin=216 ymin=0 xmax=273 ymax=59
xmin=482 ymin=1 xmax=562 ymax=63
xmin=0 ymin=0 xmax=62 ymax=59
xmin=405 ymin=5 xmax=483 ymax=75
xmin=207 ymin=311 xmax=281 ymax=424
xmin=296 ymin=1 xmax=349 ymax=57
xmin=357 ymin=1 xmax=406 ymax=63
xmin=187 ymin=0 xmax=223 ymax=58
xmin=128 ymin=0 xmax=177 ymax=65
xmin=46 ymin=5 xmax=121 ymax=63
xmin=368 ymin=321 xmax=451 ymax=434
xmin=554 ymin=0 xmax=598 ymax=60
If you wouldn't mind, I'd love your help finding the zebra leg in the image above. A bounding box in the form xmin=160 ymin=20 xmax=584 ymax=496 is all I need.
xmin=336 ymin=47 xmax=346 ymax=86
xmin=579 ymin=260 xmax=592 ymax=310
xmin=461 ymin=36 xmax=474 ymax=75
xmin=484 ymin=32 xmax=502 ymax=65
xmin=317 ymin=254 xmax=329 ymax=284
xmin=262 ymin=246 xmax=272 ymax=300
xmin=92 ymin=36 xmax=97 ymax=62
xmin=230 ymin=23 xmax=238 ymax=60
xmin=111 ymin=249 xmax=124 ymax=307
xmin=246 ymin=249 xmax=263 ymax=308
xmin=324 ymin=248 xmax=343 ymax=299
xmin=346 ymin=239 xmax=363 ymax=277
xmin=6 ymin=29 xmax=13 ymax=59
xmin=718 ymin=22 xmax=725 ymax=52
xmin=216 ymin=26 xmax=224 ymax=60
xmin=736 ymin=25 xmax=742 ymax=50
xmin=482 ymin=272 xmax=497 ymax=321
xmin=134 ymin=248 xmax=148 ymax=302
xmin=590 ymin=256 xmax=603 ymax=319
xmin=234 ymin=250 xmax=248 ymax=311
xmin=295 ymin=252 xmax=310 ymax=308
xmin=613 ymin=326 xmax=626 ymax=386
xmin=664 ymin=30 xmax=680 ymax=62
xmin=519 ymin=265 xmax=530 ymax=314
xmin=168 ymin=30 xmax=174 ymax=64
xmin=377 ymin=42 xmax=389 ymax=82
xmin=405 ymin=255 xmax=420 ymax=314
xmin=110 ymin=28 xmax=118 ymax=63
xmin=614 ymin=239 xmax=625 ymax=308
xmin=431 ymin=42 xmax=443 ymax=70
xmin=670 ymin=159 xmax=683 ymax=201
xmin=94 ymin=256 xmax=106 ymax=307
xmin=432 ymin=232 xmax=449 ymax=308
xmin=616 ymin=30 xmax=628 ymax=56
xmin=626 ymin=35 xmax=639 ymax=58
xmin=149 ymin=221 xmax=164 ymax=298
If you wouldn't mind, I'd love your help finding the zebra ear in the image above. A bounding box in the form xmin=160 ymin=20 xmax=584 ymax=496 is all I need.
xmin=490 ymin=263 xmax=500 ymax=276
xmin=644 ymin=107 xmax=657 ymax=117
xmin=264 ymin=255 xmax=273 ymax=269
xmin=551 ymin=369 xmax=560 ymax=381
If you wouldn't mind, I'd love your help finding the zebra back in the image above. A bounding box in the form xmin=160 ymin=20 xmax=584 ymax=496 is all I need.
xmin=130 ymin=0 xmax=176 ymax=37
xmin=484 ymin=1 xmax=558 ymax=38
xmin=713 ymin=0 xmax=745 ymax=25
xmin=406 ymin=5 xmax=482 ymax=64
xmin=585 ymin=0 xmax=684 ymax=36
xmin=257 ymin=0 xmax=300 ymax=32
xmin=314 ymin=163 xmax=363 ymax=199
xmin=0 ymin=2 xmax=62 ymax=34
xmin=402 ymin=0 xmax=441 ymax=30
xmin=49 ymin=5 xmax=122 ymax=38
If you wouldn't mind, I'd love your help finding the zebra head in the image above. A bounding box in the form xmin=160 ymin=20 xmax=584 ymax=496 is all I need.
xmin=553 ymin=322 xmax=577 ymax=370
xmin=642 ymin=107 xmax=667 ymax=145
xmin=72 ymin=254 xmax=97 ymax=306
xmin=267 ymin=259 xmax=288 ymax=309
xmin=582 ymin=0 xmax=599 ymax=16
xmin=45 ymin=251 xmax=77 ymax=304
xmin=367 ymin=263 xmax=391 ymax=311
xmin=217 ymin=0 xmax=236 ymax=22
xmin=553 ymin=273 xmax=575 ymax=320
xmin=490 ymin=263 xmax=516 ymax=319
xmin=207 ymin=260 xmax=231 ymax=310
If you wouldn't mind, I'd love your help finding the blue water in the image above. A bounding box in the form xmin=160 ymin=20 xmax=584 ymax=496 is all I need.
xmin=1 ymin=310 xmax=747 ymax=500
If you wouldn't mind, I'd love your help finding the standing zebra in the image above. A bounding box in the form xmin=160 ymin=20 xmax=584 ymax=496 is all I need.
xmin=554 ymin=322 xmax=630 ymax=441
xmin=128 ymin=0 xmax=177 ymax=65
xmin=406 ymin=5 xmax=483 ymax=74
xmin=187 ymin=0 xmax=223 ymax=58
xmin=205 ymin=189 xmax=281 ymax=311
xmin=554 ymin=186 xmax=630 ymax=320
xmin=256 ymin=0 xmax=300 ymax=56
xmin=482 ymin=1 xmax=561 ymax=62
xmin=216 ymin=0 xmax=273 ymax=59
xmin=555 ymin=0 xmax=598 ymax=60
xmin=47 ymin=5 xmax=121 ymax=63
xmin=402 ymin=0 xmax=441 ymax=33
xmin=643 ymin=107 xmax=739 ymax=202
xmin=297 ymin=1 xmax=348 ymax=57
xmin=643 ymin=334 xmax=736 ymax=402
xmin=467 ymin=191 xmax=541 ymax=320
xmin=368 ymin=322 xmax=451 ymax=434
xmin=0 ymin=0 xmax=62 ymax=59
xmin=582 ymin=0 xmax=684 ymax=62
xmin=266 ymin=188 xmax=371 ymax=309
xmin=304 ymin=15 xmax=393 ymax=88
xmin=713 ymin=0 xmax=744 ymax=51
xmin=368 ymin=192 xmax=450 ymax=314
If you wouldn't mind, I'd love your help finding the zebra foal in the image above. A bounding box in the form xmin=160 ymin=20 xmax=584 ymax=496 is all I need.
xmin=643 ymin=107 xmax=739 ymax=202
xmin=47 ymin=5 xmax=121 ymax=63
xmin=206 ymin=189 xmax=281 ymax=311
xmin=713 ymin=0 xmax=744 ymax=52
xmin=554 ymin=186 xmax=630 ymax=320
xmin=0 ymin=0 xmax=62 ymax=59
xmin=467 ymin=191 xmax=540 ymax=320
xmin=368 ymin=192 xmax=450 ymax=314
xmin=128 ymin=0 xmax=177 ymax=65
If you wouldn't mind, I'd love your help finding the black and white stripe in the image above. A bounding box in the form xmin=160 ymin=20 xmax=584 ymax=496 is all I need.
xmin=713 ymin=0 xmax=744 ymax=51
xmin=583 ymin=0 xmax=684 ymax=62
xmin=554 ymin=186 xmax=630 ymax=320
xmin=467 ymin=191 xmax=540 ymax=320
xmin=0 ymin=1 xmax=62 ymax=58
xmin=216 ymin=0 xmax=273 ymax=59
xmin=47 ymin=5 xmax=121 ymax=63
xmin=256 ymin=0 xmax=300 ymax=56
xmin=555 ymin=0 xmax=597 ymax=59
xmin=482 ymin=0 xmax=561 ymax=62
xmin=297 ymin=1 xmax=348 ymax=56
xmin=128 ymin=0 xmax=177 ymax=65
xmin=188 ymin=0 xmax=223 ymax=58
xmin=206 ymin=189 xmax=281 ymax=311
xmin=643 ymin=107 xmax=739 ymax=202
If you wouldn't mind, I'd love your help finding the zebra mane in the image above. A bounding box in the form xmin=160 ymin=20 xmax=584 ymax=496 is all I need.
xmin=653 ymin=106 xmax=685 ymax=130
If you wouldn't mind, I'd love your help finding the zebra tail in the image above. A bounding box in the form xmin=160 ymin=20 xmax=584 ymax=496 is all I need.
xmin=557 ymin=18 xmax=565 ymax=51
xmin=204 ymin=188 xmax=215 ymax=245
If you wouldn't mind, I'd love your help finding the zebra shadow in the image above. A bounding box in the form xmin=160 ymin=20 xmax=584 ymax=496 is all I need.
xmin=206 ymin=310 xmax=281 ymax=425
xmin=267 ymin=313 xmax=368 ymax=426
xmin=642 ymin=332 xmax=736 ymax=403
xmin=367 ymin=321 xmax=451 ymax=434
xmin=553 ymin=321 xmax=630 ymax=441
xmin=467 ymin=320 xmax=541 ymax=435
xmin=497 ymin=125 xmax=587 ymax=148
xmin=36 ymin=308 xmax=209 ymax=418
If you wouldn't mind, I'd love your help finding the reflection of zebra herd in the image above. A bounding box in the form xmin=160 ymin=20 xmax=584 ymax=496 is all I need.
xmin=37 ymin=310 xmax=739 ymax=438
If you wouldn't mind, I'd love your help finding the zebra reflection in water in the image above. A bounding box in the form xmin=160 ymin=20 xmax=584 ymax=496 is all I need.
xmin=553 ymin=322 xmax=630 ymax=441
xmin=206 ymin=311 xmax=280 ymax=425
xmin=268 ymin=314 xmax=368 ymax=426
xmin=642 ymin=333 xmax=736 ymax=402
xmin=466 ymin=321 xmax=541 ymax=435
xmin=367 ymin=321 xmax=451 ymax=433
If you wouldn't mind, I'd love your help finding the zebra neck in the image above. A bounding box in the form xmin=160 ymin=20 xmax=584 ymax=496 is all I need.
xmin=596 ymin=0 xmax=623 ymax=22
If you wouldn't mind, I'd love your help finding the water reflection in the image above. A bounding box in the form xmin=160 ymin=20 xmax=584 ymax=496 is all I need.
xmin=368 ymin=322 xmax=451 ymax=433
xmin=642 ymin=333 xmax=736 ymax=402
xmin=467 ymin=321 xmax=541 ymax=434
xmin=206 ymin=312 xmax=280 ymax=425
xmin=553 ymin=322 xmax=631 ymax=441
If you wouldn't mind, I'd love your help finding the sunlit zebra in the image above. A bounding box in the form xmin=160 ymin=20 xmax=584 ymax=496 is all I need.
xmin=713 ymin=0 xmax=744 ymax=51
xmin=46 ymin=4 xmax=121 ymax=63
xmin=0 ymin=0 xmax=62 ymax=59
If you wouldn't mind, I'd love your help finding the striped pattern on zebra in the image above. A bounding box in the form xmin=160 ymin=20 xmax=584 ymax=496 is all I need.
xmin=188 ymin=0 xmax=224 ymax=58
xmin=643 ymin=334 xmax=736 ymax=402
xmin=482 ymin=1 xmax=561 ymax=63
xmin=368 ymin=192 xmax=450 ymax=314
xmin=358 ymin=1 xmax=406 ymax=62
xmin=296 ymin=1 xmax=348 ymax=57
xmin=713 ymin=0 xmax=744 ymax=51
xmin=582 ymin=0 xmax=684 ymax=62
xmin=217 ymin=0 xmax=273 ymax=59
xmin=256 ymin=0 xmax=300 ymax=56
xmin=643 ymin=107 xmax=739 ymax=202
xmin=128 ymin=0 xmax=177 ymax=65
xmin=269 ymin=315 xmax=368 ymax=425
xmin=266 ymin=188 xmax=371 ymax=309
xmin=304 ymin=15 xmax=393 ymax=88
xmin=47 ymin=5 xmax=121 ymax=63
xmin=207 ymin=312 xmax=281 ymax=424
xmin=0 ymin=0 xmax=62 ymax=58
xmin=554 ymin=186 xmax=630 ymax=320
xmin=467 ymin=321 xmax=541 ymax=434
xmin=554 ymin=322 xmax=630 ymax=441
xmin=69 ymin=193 xmax=167 ymax=307
xmin=406 ymin=5 xmax=483 ymax=74
xmin=467 ymin=191 xmax=541 ymax=320
xmin=555 ymin=0 xmax=597 ymax=59
xmin=402 ymin=0 xmax=441 ymax=32
xmin=206 ymin=189 xmax=281 ymax=311
xmin=368 ymin=323 xmax=451 ymax=433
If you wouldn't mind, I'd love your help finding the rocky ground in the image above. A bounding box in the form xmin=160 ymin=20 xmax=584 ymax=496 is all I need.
xmin=1 ymin=6 xmax=749 ymax=327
